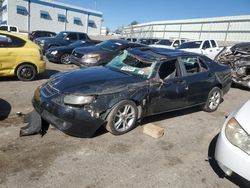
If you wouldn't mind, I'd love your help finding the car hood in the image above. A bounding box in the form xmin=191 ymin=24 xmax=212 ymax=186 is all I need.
xmin=235 ymin=100 xmax=250 ymax=134
xmin=48 ymin=45 xmax=73 ymax=52
xmin=48 ymin=66 xmax=147 ymax=95
xmin=74 ymin=46 xmax=111 ymax=55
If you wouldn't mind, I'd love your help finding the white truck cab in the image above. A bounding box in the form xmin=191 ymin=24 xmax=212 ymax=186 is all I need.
xmin=0 ymin=25 xmax=19 ymax=33
xmin=150 ymin=39 xmax=187 ymax=49
xmin=178 ymin=40 xmax=222 ymax=60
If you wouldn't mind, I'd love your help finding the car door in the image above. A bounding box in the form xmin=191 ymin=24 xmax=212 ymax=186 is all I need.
xmin=178 ymin=56 xmax=213 ymax=106
xmin=201 ymin=40 xmax=214 ymax=59
xmin=148 ymin=59 xmax=189 ymax=115
xmin=209 ymin=40 xmax=221 ymax=60
xmin=0 ymin=34 xmax=13 ymax=75
xmin=65 ymin=33 xmax=78 ymax=44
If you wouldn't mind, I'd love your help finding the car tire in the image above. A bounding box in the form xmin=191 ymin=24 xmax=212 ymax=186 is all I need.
xmin=16 ymin=64 xmax=37 ymax=81
xmin=60 ymin=53 xmax=70 ymax=65
xmin=105 ymin=100 xmax=138 ymax=135
xmin=203 ymin=87 xmax=222 ymax=112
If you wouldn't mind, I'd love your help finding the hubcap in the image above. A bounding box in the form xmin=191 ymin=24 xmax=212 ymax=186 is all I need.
xmin=20 ymin=67 xmax=34 ymax=79
xmin=61 ymin=54 xmax=70 ymax=64
xmin=114 ymin=104 xmax=136 ymax=132
xmin=208 ymin=91 xmax=221 ymax=110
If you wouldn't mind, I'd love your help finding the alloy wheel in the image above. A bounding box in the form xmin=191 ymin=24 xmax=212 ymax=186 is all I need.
xmin=208 ymin=91 xmax=221 ymax=110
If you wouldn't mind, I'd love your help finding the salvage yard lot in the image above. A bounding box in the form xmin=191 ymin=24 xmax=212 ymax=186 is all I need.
xmin=0 ymin=61 xmax=249 ymax=188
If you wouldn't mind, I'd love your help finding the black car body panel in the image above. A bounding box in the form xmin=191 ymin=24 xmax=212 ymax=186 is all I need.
xmin=29 ymin=30 xmax=56 ymax=41
xmin=70 ymin=39 xmax=145 ymax=67
xmin=26 ymin=47 xmax=231 ymax=137
xmin=214 ymin=42 xmax=250 ymax=88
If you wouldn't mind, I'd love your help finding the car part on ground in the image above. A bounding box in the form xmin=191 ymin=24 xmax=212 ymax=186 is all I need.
xmin=215 ymin=99 xmax=250 ymax=182
xmin=45 ymin=40 xmax=96 ymax=64
xmin=20 ymin=47 xmax=231 ymax=137
xmin=0 ymin=31 xmax=46 ymax=81
xmin=70 ymin=39 xmax=145 ymax=67
xmin=214 ymin=42 xmax=250 ymax=88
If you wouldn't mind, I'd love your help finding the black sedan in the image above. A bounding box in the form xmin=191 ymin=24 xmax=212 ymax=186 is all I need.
xmin=20 ymin=48 xmax=231 ymax=138
xmin=45 ymin=40 xmax=96 ymax=64
xmin=70 ymin=39 xmax=145 ymax=67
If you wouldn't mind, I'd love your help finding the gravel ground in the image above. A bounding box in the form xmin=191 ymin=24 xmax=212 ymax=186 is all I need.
xmin=0 ymin=61 xmax=249 ymax=188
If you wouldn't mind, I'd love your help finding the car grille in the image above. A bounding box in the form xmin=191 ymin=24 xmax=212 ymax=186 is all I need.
xmin=41 ymin=83 xmax=59 ymax=97
xmin=73 ymin=51 xmax=84 ymax=58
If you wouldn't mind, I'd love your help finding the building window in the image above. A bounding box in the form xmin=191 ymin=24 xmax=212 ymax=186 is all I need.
xmin=73 ymin=17 xmax=82 ymax=25
xmin=40 ymin=10 xmax=51 ymax=20
xmin=58 ymin=14 xmax=66 ymax=22
xmin=0 ymin=5 xmax=7 ymax=13
xmin=16 ymin=5 xmax=28 ymax=16
xmin=88 ymin=20 xmax=96 ymax=28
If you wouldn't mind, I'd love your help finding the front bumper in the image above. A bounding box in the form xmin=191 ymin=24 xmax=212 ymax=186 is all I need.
xmin=215 ymin=125 xmax=250 ymax=181
xmin=45 ymin=52 xmax=61 ymax=63
xmin=32 ymin=88 xmax=105 ymax=137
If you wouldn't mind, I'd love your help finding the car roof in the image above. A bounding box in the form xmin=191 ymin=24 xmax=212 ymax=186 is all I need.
xmin=107 ymin=39 xmax=129 ymax=44
xmin=128 ymin=47 xmax=203 ymax=62
xmin=0 ymin=31 xmax=29 ymax=41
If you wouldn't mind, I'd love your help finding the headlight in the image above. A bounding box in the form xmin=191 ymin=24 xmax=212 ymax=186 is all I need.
xmin=64 ymin=95 xmax=94 ymax=106
xmin=83 ymin=54 xmax=101 ymax=63
xmin=225 ymin=118 xmax=250 ymax=155
xmin=51 ymin=50 xmax=58 ymax=55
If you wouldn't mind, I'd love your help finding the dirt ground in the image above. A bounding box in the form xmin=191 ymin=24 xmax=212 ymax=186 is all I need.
xmin=0 ymin=61 xmax=249 ymax=188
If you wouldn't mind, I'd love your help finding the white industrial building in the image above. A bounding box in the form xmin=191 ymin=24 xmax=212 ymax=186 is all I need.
xmin=0 ymin=0 xmax=103 ymax=35
xmin=122 ymin=15 xmax=250 ymax=42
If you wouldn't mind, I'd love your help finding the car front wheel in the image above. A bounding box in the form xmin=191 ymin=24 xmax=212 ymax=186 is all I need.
xmin=16 ymin=64 xmax=36 ymax=81
xmin=105 ymin=100 xmax=138 ymax=135
xmin=60 ymin=53 xmax=70 ymax=64
xmin=203 ymin=87 xmax=222 ymax=112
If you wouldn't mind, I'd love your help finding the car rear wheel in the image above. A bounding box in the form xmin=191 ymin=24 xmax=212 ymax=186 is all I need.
xmin=105 ymin=100 xmax=138 ymax=135
xmin=203 ymin=87 xmax=222 ymax=112
xmin=60 ymin=54 xmax=70 ymax=64
xmin=16 ymin=64 xmax=36 ymax=81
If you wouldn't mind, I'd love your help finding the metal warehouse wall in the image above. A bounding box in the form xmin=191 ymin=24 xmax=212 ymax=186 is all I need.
xmin=122 ymin=15 xmax=250 ymax=42
xmin=5 ymin=0 xmax=102 ymax=35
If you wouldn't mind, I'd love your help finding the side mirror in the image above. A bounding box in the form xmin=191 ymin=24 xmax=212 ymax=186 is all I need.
xmin=173 ymin=43 xmax=179 ymax=48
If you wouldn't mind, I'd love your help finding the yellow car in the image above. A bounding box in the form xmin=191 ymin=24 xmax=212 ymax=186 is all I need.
xmin=0 ymin=31 xmax=45 ymax=81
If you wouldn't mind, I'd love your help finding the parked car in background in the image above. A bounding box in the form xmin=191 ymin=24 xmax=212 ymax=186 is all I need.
xmin=150 ymin=39 xmax=187 ymax=49
xmin=70 ymin=39 xmax=144 ymax=67
xmin=126 ymin=38 xmax=137 ymax=42
xmin=215 ymin=99 xmax=250 ymax=182
xmin=178 ymin=40 xmax=222 ymax=60
xmin=35 ymin=31 xmax=90 ymax=53
xmin=46 ymin=40 xmax=96 ymax=64
xmin=214 ymin=42 xmax=250 ymax=88
xmin=0 ymin=31 xmax=45 ymax=81
xmin=29 ymin=30 xmax=56 ymax=41
xmin=137 ymin=38 xmax=159 ymax=45
xmin=21 ymin=47 xmax=231 ymax=137
xmin=0 ymin=25 xmax=19 ymax=33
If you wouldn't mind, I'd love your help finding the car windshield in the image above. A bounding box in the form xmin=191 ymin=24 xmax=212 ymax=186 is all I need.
xmin=69 ymin=40 xmax=86 ymax=48
xmin=178 ymin=41 xmax=202 ymax=49
xmin=106 ymin=50 xmax=155 ymax=78
xmin=55 ymin=32 xmax=68 ymax=39
xmin=96 ymin=40 xmax=122 ymax=51
xmin=155 ymin=39 xmax=173 ymax=46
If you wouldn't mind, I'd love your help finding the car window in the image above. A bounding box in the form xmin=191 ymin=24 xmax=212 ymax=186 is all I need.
xmin=10 ymin=27 xmax=17 ymax=32
xmin=0 ymin=26 xmax=8 ymax=31
xmin=0 ymin=34 xmax=25 ymax=48
xmin=78 ymin=33 xmax=87 ymax=40
xmin=199 ymin=58 xmax=209 ymax=72
xmin=178 ymin=41 xmax=202 ymax=49
xmin=211 ymin=40 xmax=217 ymax=48
xmin=67 ymin=33 xmax=77 ymax=41
xmin=179 ymin=57 xmax=201 ymax=75
xmin=158 ymin=59 xmax=178 ymax=80
xmin=202 ymin=40 xmax=211 ymax=50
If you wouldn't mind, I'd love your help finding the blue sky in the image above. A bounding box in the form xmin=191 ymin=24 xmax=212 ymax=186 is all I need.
xmin=57 ymin=0 xmax=250 ymax=31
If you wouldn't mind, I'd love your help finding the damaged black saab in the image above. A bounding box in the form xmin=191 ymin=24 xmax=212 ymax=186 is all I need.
xmin=20 ymin=48 xmax=232 ymax=138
